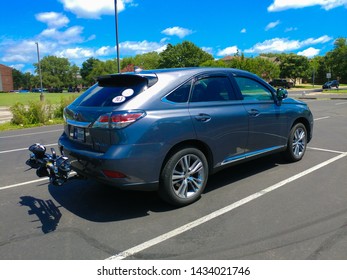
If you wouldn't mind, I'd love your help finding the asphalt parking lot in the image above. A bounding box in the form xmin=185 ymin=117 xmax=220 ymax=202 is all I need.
xmin=0 ymin=99 xmax=346 ymax=260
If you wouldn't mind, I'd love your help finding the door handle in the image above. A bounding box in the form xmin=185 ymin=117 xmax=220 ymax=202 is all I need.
xmin=248 ymin=109 xmax=260 ymax=117
xmin=195 ymin=113 xmax=211 ymax=122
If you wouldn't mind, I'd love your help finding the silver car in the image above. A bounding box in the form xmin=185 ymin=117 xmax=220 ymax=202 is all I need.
xmin=59 ymin=68 xmax=313 ymax=206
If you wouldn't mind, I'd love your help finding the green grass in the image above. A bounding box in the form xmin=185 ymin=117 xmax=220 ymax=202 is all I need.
xmin=0 ymin=119 xmax=64 ymax=131
xmin=292 ymin=83 xmax=321 ymax=89
xmin=323 ymin=89 xmax=347 ymax=93
xmin=0 ymin=92 xmax=81 ymax=107
xmin=291 ymin=83 xmax=347 ymax=90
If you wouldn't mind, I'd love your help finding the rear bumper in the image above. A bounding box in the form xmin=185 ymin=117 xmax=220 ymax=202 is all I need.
xmin=58 ymin=134 xmax=161 ymax=191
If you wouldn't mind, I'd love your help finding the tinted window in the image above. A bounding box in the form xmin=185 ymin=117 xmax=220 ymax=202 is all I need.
xmin=235 ymin=76 xmax=273 ymax=101
xmin=165 ymin=80 xmax=191 ymax=103
xmin=72 ymin=74 xmax=153 ymax=107
xmin=191 ymin=76 xmax=236 ymax=102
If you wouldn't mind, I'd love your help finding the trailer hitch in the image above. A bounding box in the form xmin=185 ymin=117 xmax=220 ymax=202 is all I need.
xmin=26 ymin=143 xmax=72 ymax=186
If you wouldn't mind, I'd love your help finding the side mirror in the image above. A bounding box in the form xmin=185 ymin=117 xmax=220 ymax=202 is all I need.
xmin=276 ymin=88 xmax=288 ymax=101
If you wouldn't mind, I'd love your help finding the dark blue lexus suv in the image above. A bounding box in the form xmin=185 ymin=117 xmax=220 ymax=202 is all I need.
xmin=59 ymin=68 xmax=313 ymax=206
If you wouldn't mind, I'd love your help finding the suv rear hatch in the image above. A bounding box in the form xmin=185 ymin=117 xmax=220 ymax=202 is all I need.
xmin=63 ymin=73 xmax=157 ymax=152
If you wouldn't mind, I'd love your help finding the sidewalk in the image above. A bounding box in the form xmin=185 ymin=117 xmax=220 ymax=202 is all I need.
xmin=292 ymin=91 xmax=347 ymax=100
xmin=0 ymin=107 xmax=12 ymax=124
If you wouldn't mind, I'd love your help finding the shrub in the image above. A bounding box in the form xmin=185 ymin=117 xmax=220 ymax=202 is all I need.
xmin=10 ymin=96 xmax=75 ymax=126
xmin=10 ymin=101 xmax=54 ymax=125
xmin=54 ymin=96 xmax=76 ymax=119
xmin=10 ymin=103 xmax=28 ymax=125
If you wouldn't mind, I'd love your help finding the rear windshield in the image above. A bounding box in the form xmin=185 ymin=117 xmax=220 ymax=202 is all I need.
xmin=71 ymin=74 xmax=157 ymax=107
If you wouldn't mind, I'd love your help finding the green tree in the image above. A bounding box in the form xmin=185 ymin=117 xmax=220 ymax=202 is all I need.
xmin=121 ymin=57 xmax=135 ymax=70
xmin=12 ymin=68 xmax=24 ymax=89
xmin=87 ymin=60 xmax=118 ymax=83
xmin=80 ymin=57 xmax=100 ymax=85
xmin=200 ymin=59 xmax=227 ymax=67
xmin=68 ymin=64 xmax=82 ymax=88
xmin=34 ymin=56 xmax=72 ymax=88
xmin=245 ymin=57 xmax=280 ymax=81
xmin=307 ymin=56 xmax=322 ymax=85
xmin=279 ymin=54 xmax=309 ymax=85
xmin=134 ymin=52 xmax=160 ymax=70
xmin=159 ymin=41 xmax=213 ymax=68
xmin=325 ymin=37 xmax=347 ymax=83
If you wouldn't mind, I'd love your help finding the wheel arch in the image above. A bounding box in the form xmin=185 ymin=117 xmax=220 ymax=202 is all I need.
xmin=161 ymin=140 xmax=214 ymax=175
xmin=291 ymin=117 xmax=312 ymax=143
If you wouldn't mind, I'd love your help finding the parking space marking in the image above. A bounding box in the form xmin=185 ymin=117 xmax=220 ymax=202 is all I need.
xmin=335 ymin=101 xmax=347 ymax=106
xmin=314 ymin=116 xmax=330 ymax=121
xmin=108 ymin=151 xmax=347 ymax=260
xmin=308 ymin=147 xmax=345 ymax=154
xmin=0 ymin=129 xmax=62 ymax=139
xmin=0 ymin=178 xmax=49 ymax=191
xmin=0 ymin=143 xmax=57 ymax=154
xmin=0 ymin=171 xmax=76 ymax=191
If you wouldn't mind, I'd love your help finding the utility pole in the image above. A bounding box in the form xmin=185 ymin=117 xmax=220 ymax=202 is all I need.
xmin=115 ymin=0 xmax=121 ymax=73
xmin=35 ymin=42 xmax=44 ymax=101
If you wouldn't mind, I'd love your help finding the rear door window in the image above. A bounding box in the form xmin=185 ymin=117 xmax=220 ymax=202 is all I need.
xmin=190 ymin=76 xmax=237 ymax=102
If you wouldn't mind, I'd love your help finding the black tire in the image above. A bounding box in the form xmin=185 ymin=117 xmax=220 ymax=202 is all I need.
xmin=284 ymin=123 xmax=307 ymax=162
xmin=159 ymin=147 xmax=208 ymax=206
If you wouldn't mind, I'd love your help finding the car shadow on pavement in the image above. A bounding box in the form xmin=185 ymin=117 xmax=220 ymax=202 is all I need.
xmin=19 ymin=196 xmax=62 ymax=234
xmin=48 ymin=178 xmax=174 ymax=223
xmin=206 ymin=154 xmax=287 ymax=193
xmin=48 ymin=154 xmax=287 ymax=223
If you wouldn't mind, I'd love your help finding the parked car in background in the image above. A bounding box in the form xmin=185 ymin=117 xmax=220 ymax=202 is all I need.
xmin=59 ymin=68 xmax=313 ymax=206
xmin=31 ymin=88 xmax=48 ymax=93
xmin=322 ymin=80 xmax=339 ymax=89
xmin=269 ymin=79 xmax=293 ymax=89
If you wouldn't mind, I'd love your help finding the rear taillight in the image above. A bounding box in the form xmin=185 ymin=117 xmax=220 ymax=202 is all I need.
xmin=93 ymin=110 xmax=146 ymax=129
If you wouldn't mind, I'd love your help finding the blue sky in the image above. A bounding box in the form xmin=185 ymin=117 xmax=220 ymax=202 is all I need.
xmin=0 ymin=0 xmax=346 ymax=73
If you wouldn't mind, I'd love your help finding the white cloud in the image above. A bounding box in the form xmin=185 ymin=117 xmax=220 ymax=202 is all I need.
xmin=35 ymin=12 xmax=69 ymax=28
xmin=161 ymin=27 xmax=194 ymax=39
xmin=1 ymin=40 xmax=44 ymax=63
xmin=202 ymin=47 xmax=213 ymax=54
xmin=285 ymin=27 xmax=298 ymax=32
xmin=244 ymin=35 xmax=332 ymax=53
xmin=96 ymin=46 xmax=112 ymax=56
xmin=268 ymin=0 xmax=347 ymax=12
xmin=241 ymin=28 xmax=247 ymax=33
xmin=265 ymin=20 xmax=280 ymax=31
xmin=245 ymin=38 xmax=299 ymax=53
xmin=58 ymin=0 xmax=136 ymax=19
xmin=302 ymin=35 xmax=332 ymax=44
xmin=9 ymin=64 xmax=25 ymax=71
xmin=298 ymin=47 xmax=320 ymax=57
xmin=55 ymin=47 xmax=94 ymax=59
xmin=39 ymin=26 xmax=85 ymax=45
xmin=217 ymin=46 xmax=238 ymax=57
xmin=120 ymin=40 xmax=167 ymax=54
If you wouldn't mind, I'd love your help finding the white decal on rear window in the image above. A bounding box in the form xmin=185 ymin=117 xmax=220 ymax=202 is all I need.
xmin=122 ymin=88 xmax=134 ymax=97
xmin=112 ymin=96 xmax=126 ymax=103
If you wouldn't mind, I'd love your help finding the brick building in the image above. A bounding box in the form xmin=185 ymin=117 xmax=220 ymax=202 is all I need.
xmin=0 ymin=64 xmax=14 ymax=92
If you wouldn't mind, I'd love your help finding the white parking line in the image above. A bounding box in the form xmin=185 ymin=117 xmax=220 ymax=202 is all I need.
xmin=0 ymin=143 xmax=57 ymax=154
xmin=335 ymin=101 xmax=347 ymax=106
xmin=314 ymin=116 xmax=330 ymax=121
xmin=308 ymin=147 xmax=345 ymax=154
xmin=108 ymin=151 xmax=347 ymax=260
xmin=0 ymin=171 xmax=76 ymax=191
xmin=0 ymin=178 xmax=49 ymax=191
xmin=0 ymin=129 xmax=62 ymax=139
